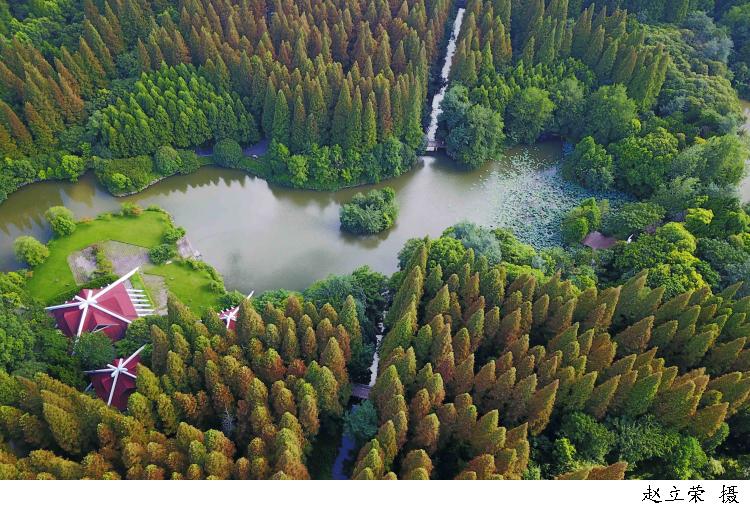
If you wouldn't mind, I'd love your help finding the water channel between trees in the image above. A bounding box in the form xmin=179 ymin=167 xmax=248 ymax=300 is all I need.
xmin=740 ymin=99 xmax=750 ymax=203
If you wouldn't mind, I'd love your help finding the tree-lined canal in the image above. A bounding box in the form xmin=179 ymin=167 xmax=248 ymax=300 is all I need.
xmin=739 ymin=99 xmax=750 ymax=203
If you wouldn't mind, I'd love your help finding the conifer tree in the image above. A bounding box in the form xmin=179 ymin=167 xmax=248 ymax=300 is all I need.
xmin=321 ymin=337 xmax=348 ymax=387
xmin=332 ymin=81 xmax=353 ymax=148
xmin=622 ymin=372 xmax=662 ymax=418
xmin=614 ymin=316 xmax=654 ymax=356
xmin=272 ymin=90 xmax=290 ymax=147
xmin=470 ymin=409 xmax=506 ymax=455
xmin=42 ymin=403 xmax=83 ymax=455
xmin=412 ymin=413 xmax=440 ymax=454
xmin=362 ymin=94 xmax=377 ymax=151
xmin=527 ymin=379 xmax=558 ymax=435
xmin=237 ymin=300 xmax=265 ymax=347
xmin=401 ymin=449 xmax=433 ymax=479
xmin=584 ymin=374 xmax=619 ymax=420
xmin=24 ymin=102 xmax=55 ymax=149
xmin=290 ymin=89 xmax=307 ymax=153
xmin=262 ymin=78 xmax=277 ymax=138
xmin=372 ymin=365 xmax=404 ymax=414
xmin=305 ymin=361 xmax=342 ymax=418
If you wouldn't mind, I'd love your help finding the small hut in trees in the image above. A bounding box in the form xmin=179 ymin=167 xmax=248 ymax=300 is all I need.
xmin=45 ymin=267 xmax=153 ymax=340
xmin=86 ymin=345 xmax=146 ymax=409
xmin=217 ymin=291 xmax=255 ymax=330
xmin=583 ymin=231 xmax=617 ymax=250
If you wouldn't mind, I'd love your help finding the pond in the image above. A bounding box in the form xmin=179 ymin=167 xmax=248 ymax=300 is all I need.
xmin=0 ymin=143 xmax=577 ymax=293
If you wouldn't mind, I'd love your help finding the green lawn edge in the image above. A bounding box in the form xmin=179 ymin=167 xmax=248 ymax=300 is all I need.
xmin=24 ymin=209 xmax=223 ymax=313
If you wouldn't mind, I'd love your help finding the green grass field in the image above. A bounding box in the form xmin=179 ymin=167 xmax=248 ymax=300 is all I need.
xmin=147 ymin=261 xmax=222 ymax=313
xmin=25 ymin=210 xmax=223 ymax=312
xmin=26 ymin=211 xmax=168 ymax=301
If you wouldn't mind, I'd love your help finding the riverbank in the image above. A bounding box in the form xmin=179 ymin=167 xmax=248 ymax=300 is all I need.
xmin=4 ymin=93 xmax=742 ymax=206
xmin=194 ymin=139 xmax=415 ymax=193
xmin=114 ymin=163 xmax=213 ymax=198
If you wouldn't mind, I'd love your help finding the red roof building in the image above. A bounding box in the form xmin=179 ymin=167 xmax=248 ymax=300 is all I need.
xmin=582 ymin=231 xmax=618 ymax=250
xmin=86 ymin=345 xmax=145 ymax=410
xmin=45 ymin=267 xmax=153 ymax=340
xmin=217 ymin=291 xmax=254 ymax=331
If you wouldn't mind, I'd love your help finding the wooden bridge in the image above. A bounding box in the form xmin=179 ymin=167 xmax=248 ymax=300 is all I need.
xmin=425 ymin=139 xmax=445 ymax=152
xmin=352 ymin=383 xmax=371 ymax=400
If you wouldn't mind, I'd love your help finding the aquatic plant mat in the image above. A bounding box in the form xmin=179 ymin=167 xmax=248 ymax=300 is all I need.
xmin=478 ymin=149 xmax=631 ymax=249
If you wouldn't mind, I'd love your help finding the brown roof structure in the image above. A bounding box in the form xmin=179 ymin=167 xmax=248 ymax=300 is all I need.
xmin=45 ymin=268 xmax=153 ymax=340
xmin=583 ymin=231 xmax=617 ymax=250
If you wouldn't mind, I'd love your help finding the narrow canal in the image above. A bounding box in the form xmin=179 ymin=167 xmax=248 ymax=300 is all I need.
xmin=739 ymin=99 xmax=750 ymax=203
xmin=329 ymin=5 xmax=467 ymax=480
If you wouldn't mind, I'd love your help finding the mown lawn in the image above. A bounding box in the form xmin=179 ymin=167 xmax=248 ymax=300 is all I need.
xmin=26 ymin=211 xmax=169 ymax=302
xmin=25 ymin=210 xmax=223 ymax=312
xmin=147 ymin=260 xmax=222 ymax=313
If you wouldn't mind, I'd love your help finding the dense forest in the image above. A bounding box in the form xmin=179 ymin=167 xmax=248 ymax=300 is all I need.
xmin=0 ymin=271 xmax=380 ymax=479
xmin=1 ymin=0 xmax=750 ymax=482
xmin=442 ymin=0 xmax=745 ymax=167
xmin=1 ymin=0 xmax=748 ymax=196
xmin=425 ymin=0 xmax=750 ymax=316
xmin=0 ymin=0 xmax=454 ymax=198
xmin=350 ymin=236 xmax=750 ymax=479
xmin=1 ymin=227 xmax=749 ymax=479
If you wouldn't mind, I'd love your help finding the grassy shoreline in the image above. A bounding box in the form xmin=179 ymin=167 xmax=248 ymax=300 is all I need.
xmin=24 ymin=209 xmax=224 ymax=313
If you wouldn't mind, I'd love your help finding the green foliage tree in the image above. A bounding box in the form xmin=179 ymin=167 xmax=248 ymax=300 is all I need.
xmin=671 ymin=135 xmax=749 ymax=188
xmin=562 ymin=137 xmax=613 ymax=191
xmin=559 ymin=412 xmax=615 ymax=463
xmin=611 ymin=128 xmax=679 ymax=198
xmin=212 ymin=139 xmax=242 ymax=168
xmin=561 ymin=198 xmax=603 ymax=245
xmin=603 ymin=202 xmax=666 ymax=239
xmin=149 ymin=244 xmax=176 ymax=265
xmin=340 ymin=187 xmax=399 ymax=235
xmin=14 ymin=235 xmax=49 ymax=266
xmin=73 ymin=332 xmax=115 ymax=370
xmin=506 ymin=87 xmax=555 ymax=144
xmin=444 ymin=86 xmax=505 ymax=168
xmin=45 ymin=206 xmax=76 ymax=237
xmin=154 ymin=146 xmax=183 ymax=176
xmin=581 ymin=85 xmax=639 ymax=146
xmin=344 ymin=401 xmax=378 ymax=446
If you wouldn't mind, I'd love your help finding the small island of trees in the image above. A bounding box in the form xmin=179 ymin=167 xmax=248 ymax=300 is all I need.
xmin=340 ymin=187 xmax=399 ymax=235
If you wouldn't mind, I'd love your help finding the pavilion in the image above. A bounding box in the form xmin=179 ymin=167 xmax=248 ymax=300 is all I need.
xmin=45 ymin=267 xmax=153 ymax=341
xmin=217 ymin=291 xmax=255 ymax=330
xmin=582 ymin=231 xmax=617 ymax=250
xmin=86 ymin=344 xmax=146 ymax=409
